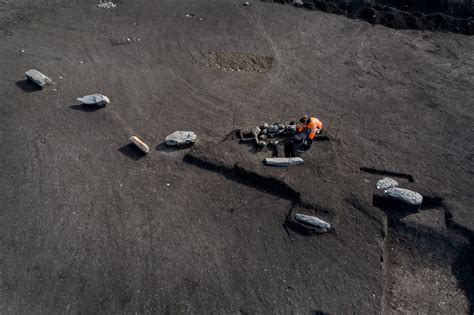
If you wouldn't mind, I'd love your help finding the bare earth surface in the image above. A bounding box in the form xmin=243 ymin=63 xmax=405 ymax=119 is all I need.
xmin=0 ymin=0 xmax=473 ymax=313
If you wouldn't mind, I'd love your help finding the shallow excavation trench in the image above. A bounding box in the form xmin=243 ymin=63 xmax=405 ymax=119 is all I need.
xmin=262 ymin=0 xmax=474 ymax=35
xmin=380 ymin=202 xmax=474 ymax=313
xmin=363 ymin=167 xmax=474 ymax=313
xmin=182 ymin=149 xmax=332 ymax=236
xmin=183 ymin=133 xmax=474 ymax=312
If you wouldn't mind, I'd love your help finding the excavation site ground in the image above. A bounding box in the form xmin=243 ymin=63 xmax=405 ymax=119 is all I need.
xmin=0 ymin=0 xmax=473 ymax=313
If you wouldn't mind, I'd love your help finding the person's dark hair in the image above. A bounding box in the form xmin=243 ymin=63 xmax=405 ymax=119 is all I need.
xmin=300 ymin=116 xmax=308 ymax=123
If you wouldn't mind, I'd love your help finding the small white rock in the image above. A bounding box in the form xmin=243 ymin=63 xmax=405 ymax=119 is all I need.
xmin=77 ymin=94 xmax=110 ymax=106
xmin=97 ymin=1 xmax=116 ymax=9
xmin=376 ymin=177 xmax=398 ymax=190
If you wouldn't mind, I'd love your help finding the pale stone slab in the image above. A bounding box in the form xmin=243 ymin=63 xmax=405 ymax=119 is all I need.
xmin=25 ymin=69 xmax=52 ymax=88
xmin=129 ymin=136 xmax=150 ymax=154
xmin=265 ymin=157 xmax=304 ymax=167
xmin=385 ymin=187 xmax=423 ymax=206
xmin=294 ymin=213 xmax=331 ymax=232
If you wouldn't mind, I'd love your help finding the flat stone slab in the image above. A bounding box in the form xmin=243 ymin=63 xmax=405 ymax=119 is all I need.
xmin=376 ymin=177 xmax=398 ymax=190
xmin=165 ymin=131 xmax=197 ymax=147
xmin=25 ymin=69 xmax=52 ymax=88
xmin=294 ymin=213 xmax=331 ymax=232
xmin=77 ymin=94 xmax=110 ymax=106
xmin=265 ymin=157 xmax=304 ymax=167
xmin=385 ymin=187 xmax=423 ymax=206
xmin=129 ymin=136 xmax=150 ymax=154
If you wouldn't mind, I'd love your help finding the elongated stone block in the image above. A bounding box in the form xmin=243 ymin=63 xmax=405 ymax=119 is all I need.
xmin=129 ymin=136 xmax=150 ymax=154
xmin=385 ymin=187 xmax=423 ymax=206
xmin=265 ymin=157 xmax=303 ymax=167
xmin=294 ymin=213 xmax=331 ymax=232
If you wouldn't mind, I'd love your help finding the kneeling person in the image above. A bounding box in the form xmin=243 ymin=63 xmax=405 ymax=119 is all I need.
xmin=296 ymin=115 xmax=323 ymax=150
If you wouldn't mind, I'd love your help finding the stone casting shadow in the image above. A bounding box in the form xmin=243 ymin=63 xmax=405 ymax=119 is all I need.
xmin=118 ymin=143 xmax=146 ymax=161
xmin=283 ymin=204 xmax=334 ymax=237
xmin=15 ymin=80 xmax=41 ymax=93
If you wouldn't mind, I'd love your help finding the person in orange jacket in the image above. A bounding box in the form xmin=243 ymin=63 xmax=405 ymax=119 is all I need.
xmin=293 ymin=115 xmax=323 ymax=152
xmin=297 ymin=115 xmax=323 ymax=139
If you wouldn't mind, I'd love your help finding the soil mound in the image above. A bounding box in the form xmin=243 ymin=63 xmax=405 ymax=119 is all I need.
xmin=265 ymin=0 xmax=474 ymax=34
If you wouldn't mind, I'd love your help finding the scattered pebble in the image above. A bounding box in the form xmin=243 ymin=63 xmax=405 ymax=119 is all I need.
xmin=97 ymin=1 xmax=116 ymax=9
xmin=185 ymin=13 xmax=204 ymax=20
xmin=19 ymin=49 xmax=25 ymax=53
xmin=243 ymin=1 xmax=251 ymax=6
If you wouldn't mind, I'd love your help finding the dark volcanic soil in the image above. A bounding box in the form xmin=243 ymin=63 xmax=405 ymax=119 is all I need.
xmin=0 ymin=0 xmax=473 ymax=313
xmin=268 ymin=0 xmax=474 ymax=34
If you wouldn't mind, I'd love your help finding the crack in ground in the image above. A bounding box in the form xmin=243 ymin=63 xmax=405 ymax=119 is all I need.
xmin=360 ymin=167 xmax=415 ymax=183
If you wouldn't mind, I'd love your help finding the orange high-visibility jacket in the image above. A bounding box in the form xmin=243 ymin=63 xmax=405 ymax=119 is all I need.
xmin=297 ymin=117 xmax=323 ymax=140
